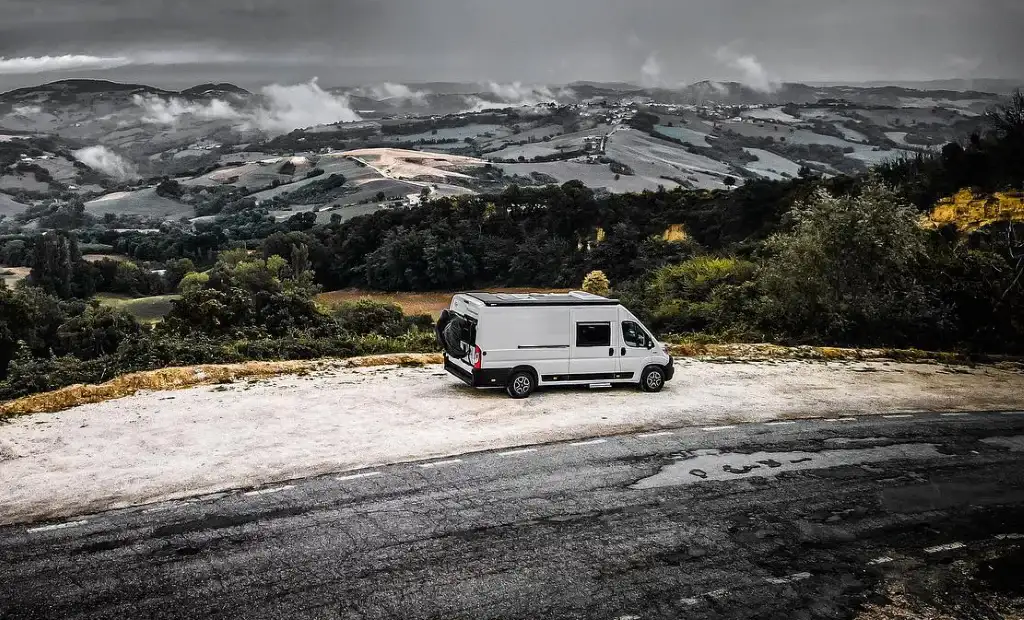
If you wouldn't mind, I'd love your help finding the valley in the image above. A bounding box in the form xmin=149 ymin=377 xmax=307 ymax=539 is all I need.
xmin=0 ymin=78 xmax=1005 ymax=234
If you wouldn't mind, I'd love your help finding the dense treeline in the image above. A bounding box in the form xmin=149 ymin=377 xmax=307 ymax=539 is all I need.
xmin=0 ymin=249 xmax=435 ymax=398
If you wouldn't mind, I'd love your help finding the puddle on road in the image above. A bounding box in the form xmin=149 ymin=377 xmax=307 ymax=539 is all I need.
xmin=631 ymin=443 xmax=944 ymax=490
xmin=980 ymin=435 xmax=1024 ymax=452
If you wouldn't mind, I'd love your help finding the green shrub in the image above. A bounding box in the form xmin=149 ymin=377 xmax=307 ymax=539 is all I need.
xmin=639 ymin=256 xmax=755 ymax=334
xmin=333 ymin=299 xmax=407 ymax=337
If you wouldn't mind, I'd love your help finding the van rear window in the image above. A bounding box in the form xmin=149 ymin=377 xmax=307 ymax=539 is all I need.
xmin=576 ymin=322 xmax=611 ymax=347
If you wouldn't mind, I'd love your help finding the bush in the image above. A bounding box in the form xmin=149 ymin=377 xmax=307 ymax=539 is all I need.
xmin=755 ymin=182 xmax=944 ymax=346
xmin=581 ymin=270 xmax=610 ymax=297
xmin=333 ymin=299 xmax=407 ymax=337
xmin=0 ymin=331 xmax=439 ymax=402
xmin=178 ymin=271 xmax=209 ymax=294
xmin=637 ymin=256 xmax=755 ymax=333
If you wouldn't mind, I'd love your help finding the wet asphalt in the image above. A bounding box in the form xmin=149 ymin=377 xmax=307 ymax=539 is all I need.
xmin=2 ymin=411 xmax=1024 ymax=619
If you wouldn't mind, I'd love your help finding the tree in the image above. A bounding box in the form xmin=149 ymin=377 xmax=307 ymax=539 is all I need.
xmin=155 ymin=179 xmax=183 ymax=199
xmin=723 ymin=176 xmax=737 ymax=187
xmin=290 ymin=243 xmax=311 ymax=277
xmin=582 ymin=270 xmax=610 ymax=297
xmin=178 ymin=272 xmax=209 ymax=294
xmin=757 ymin=182 xmax=942 ymax=346
xmin=164 ymin=258 xmax=196 ymax=291
xmin=987 ymin=89 xmax=1024 ymax=140
xmin=29 ymin=232 xmax=80 ymax=299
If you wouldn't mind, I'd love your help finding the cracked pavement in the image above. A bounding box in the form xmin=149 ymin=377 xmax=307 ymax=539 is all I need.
xmin=2 ymin=413 xmax=1024 ymax=619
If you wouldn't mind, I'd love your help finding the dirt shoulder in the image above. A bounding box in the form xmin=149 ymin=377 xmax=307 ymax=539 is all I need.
xmin=1 ymin=359 xmax=1023 ymax=525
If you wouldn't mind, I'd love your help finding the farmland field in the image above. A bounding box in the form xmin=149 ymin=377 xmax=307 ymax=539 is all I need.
xmin=95 ymin=293 xmax=180 ymax=323
xmin=318 ymin=288 xmax=571 ymax=318
xmin=0 ymin=266 xmax=30 ymax=288
xmin=0 ymin=193 xmax=28 ymax=217
xmin=84 ymin=188 xmax=193 ymax=219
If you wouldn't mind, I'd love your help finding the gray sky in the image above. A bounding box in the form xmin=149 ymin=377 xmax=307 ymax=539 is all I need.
xmin=0 ymin=0 xmax=1020 ymax=90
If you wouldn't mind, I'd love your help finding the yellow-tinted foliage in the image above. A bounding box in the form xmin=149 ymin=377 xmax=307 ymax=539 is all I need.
xmin=663 ymin=224 xmax=688 ymax=242
xmin=595 ymin=227 xmax=606 ymax=243
xmin=925 ymin=189 xmax=1024 ymax=233
xmin=582 ymin=270 xmax=611 ymax=297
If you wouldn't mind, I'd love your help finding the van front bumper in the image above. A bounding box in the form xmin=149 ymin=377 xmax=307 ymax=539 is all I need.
xmin=444 ymin=355 xmax=510 ymax=388
xmin=665 ymin=356 xmax=675 ymax=381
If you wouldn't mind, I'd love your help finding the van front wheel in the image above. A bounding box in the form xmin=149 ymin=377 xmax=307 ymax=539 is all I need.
xmin=640 ymin=366 xmax=666 ymax=393
xmin=506 ymin=371 xmax=536 ymax=399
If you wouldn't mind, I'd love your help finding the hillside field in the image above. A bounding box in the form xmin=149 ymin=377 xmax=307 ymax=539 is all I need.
xmin=95 ymin=293 xmax=180 ymax=323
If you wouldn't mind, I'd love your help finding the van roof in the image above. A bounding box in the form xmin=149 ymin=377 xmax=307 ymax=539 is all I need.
xmin=463 ymin=291 xmax=620 ymax=307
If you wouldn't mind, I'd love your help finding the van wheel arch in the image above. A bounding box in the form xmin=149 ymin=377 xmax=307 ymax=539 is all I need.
xmin=640 ymin=365 xmax=666 ymax=393
xmin=506 ymin=366 xmax=538 ymax=399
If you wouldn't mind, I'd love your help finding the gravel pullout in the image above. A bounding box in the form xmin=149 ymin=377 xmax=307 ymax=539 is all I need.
xmin=1 ymin=359 xmax=1023 ymax=524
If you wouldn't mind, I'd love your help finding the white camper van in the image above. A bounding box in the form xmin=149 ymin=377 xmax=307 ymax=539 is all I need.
xmin=436 ymin=291 xmax=674 ymax=398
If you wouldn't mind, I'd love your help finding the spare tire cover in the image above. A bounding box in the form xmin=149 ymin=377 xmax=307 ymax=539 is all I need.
xmin=441 ymin=315 xmax=469 ymax=359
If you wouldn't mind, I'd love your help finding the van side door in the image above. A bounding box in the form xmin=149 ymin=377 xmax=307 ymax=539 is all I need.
xmin=569 ymin=307 xmax=619 ymax=380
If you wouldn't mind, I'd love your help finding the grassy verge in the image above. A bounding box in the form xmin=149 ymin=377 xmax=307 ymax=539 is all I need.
xmin=0 ymin=353 xmax=442 ymax=418
xmin=3 ymin=341 xmax=1021 ymax=419
xmin=665 ymin=340 xmax=1024 ymax=366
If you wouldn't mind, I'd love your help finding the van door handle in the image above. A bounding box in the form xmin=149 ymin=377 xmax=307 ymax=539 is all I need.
xmin=621 ymin=347 xmax=626 ymax=356
xmin=608 ymin=348 xmax=614 ymax=356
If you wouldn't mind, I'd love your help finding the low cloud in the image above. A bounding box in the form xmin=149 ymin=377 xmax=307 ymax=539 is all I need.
xmin=133 ymin=78 xmax=361 ymax=133
xmin=462 ymin=82 xmax=573 ymax=111
xmin=0 ymin=49 xmax=256 ymax=75
xmin=73 ymin=146 xmax=138 ymax=181
xmin=133 ymin=95 xmax=243 ymax=125
xmin=0 ymin=54 xmax=130 ymax=74
xmin=11 ymin=105 xmax=43 ymax=116
xmin=640 ymin=54 xmax=664 ymax=88
xmin=362 ymin=82 xmax=431 ymax=105
xmin=252 ymin=79 xmax=361 ymax=132
xmin=714 ymin=46 xmax=778 ymax=92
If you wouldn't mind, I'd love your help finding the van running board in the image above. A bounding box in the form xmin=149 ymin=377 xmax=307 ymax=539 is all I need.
xmin=589 ymin=383 xmax=614 ymax=389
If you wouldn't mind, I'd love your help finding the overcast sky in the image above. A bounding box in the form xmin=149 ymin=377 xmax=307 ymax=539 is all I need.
xmin=0 ymin=0 xmax=1021 ymax=90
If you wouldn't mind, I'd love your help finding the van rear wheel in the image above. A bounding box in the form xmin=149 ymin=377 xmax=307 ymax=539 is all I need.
xmin=640 ymin=366 xmax=666 ymax=393
xmin=506 ymin=371 xmax=536 ymax=399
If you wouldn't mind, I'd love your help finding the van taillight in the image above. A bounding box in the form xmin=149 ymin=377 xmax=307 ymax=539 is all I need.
xmin=471 ymin=345 xmax=482 ymax=369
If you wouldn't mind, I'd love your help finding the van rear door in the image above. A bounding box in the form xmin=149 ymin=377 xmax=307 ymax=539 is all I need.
xmin=569 ymin=307 xmax=619 ymax=380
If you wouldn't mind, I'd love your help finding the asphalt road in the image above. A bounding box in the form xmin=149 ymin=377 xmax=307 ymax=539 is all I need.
xmin=2 ymin=412 xmax=1024 ymax=620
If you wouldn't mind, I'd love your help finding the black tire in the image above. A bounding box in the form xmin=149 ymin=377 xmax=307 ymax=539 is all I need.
xmin=640 ymin=366 xmax=666 ymax=393
xmin=506 ymin=370 xmax=536 ymax=399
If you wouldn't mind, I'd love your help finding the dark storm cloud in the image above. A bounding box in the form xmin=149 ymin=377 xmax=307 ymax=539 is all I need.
xmin=0 ymin=0 xmax=1020 ymax=88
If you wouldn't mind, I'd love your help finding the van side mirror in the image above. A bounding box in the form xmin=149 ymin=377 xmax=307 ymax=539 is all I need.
xmin=646 ymin=340 xmax=655 ymax=350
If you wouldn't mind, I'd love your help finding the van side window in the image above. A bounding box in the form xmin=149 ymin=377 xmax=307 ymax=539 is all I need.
xmin=622 ymin=321 xmax=649 ymax=348
xmin=576 ymin=322 xmax=611 ymax=347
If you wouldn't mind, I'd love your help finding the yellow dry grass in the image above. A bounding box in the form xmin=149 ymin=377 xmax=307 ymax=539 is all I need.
xmin=925 ymin=189 xmax=1024 ymax=233
xmin=318 ymin=288 xmax=571 ymax=318
xmin=0 ymin=354 xmax=444 ymax=418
